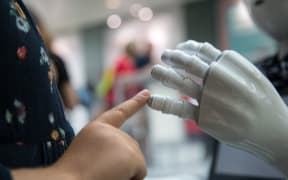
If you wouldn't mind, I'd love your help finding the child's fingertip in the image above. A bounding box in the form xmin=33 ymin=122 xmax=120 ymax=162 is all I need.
xmin=137 ymin=89 xmax=151 ymax=97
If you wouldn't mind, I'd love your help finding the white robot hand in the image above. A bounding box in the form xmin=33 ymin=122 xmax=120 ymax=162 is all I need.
xmin=148 ymin=40 xmax=288 ymax=176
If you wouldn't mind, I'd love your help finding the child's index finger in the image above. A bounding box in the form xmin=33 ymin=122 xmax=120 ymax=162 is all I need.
xmin=98 ymin=89 xmax=150 ymax=128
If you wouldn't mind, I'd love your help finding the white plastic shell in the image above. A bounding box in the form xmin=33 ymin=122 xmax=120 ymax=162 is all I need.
xmin=198 ymin=50 xmax=288 ymax=176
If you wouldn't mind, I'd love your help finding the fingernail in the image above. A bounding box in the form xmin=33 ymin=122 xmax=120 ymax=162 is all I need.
xmin=138 ymin=89 xmax=150 ymax=97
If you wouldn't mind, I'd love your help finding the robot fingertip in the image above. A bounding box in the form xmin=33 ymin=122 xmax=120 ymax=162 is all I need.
xmin=151 ymin=65 xmax=166 ymax=81
xmin=161 ymin=49 xmax=174 ymax=64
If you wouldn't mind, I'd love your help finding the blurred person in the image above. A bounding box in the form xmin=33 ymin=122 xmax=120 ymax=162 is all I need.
xmin=49 ymin=54 xmax=79 ymax=110
xmin=0 ymin=0 xmax=148 ymax=179
xmin=105 ymin=42 xmax=140 ymax=108
xmin=135 ymin=42 xmax=153 ymax=69
xmin=134 ymin=42 xmax=156 ymax=85
xmin=97 ymin=42 xmax=153 ymax=162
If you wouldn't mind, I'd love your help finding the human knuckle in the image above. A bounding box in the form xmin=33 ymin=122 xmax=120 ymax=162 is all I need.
xmin=114 ymin=106 xmax=128 ymax=119
xmin=132 ymin=97 xmax=142 ymax=105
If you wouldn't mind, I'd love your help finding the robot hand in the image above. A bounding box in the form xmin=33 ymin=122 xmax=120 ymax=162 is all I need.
xmin=148 ymin=40 xmax=288 ymax=176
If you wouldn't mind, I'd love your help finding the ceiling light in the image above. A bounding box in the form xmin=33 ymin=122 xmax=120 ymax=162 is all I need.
xmin=138 ymin=7 xmax=153 ymax=22
xmin=107 ymin=14 xmax=122 ymax=29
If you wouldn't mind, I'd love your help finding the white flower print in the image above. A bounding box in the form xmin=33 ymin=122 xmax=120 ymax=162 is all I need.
xmin=16 ymin=16 xmax=30 ymax=33
xmin=40 ymin=47 xmax=49 ymax=65
xmin=14 ymin=99 xmax=26 ymax=124
xmin=49 ymin=112 xmax=55 ymax=124
xmin=5 ymin=109 xmax=13 ymax=124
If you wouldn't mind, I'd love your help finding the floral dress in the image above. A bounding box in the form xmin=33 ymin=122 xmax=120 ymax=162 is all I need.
xmin=0 ymin=0 xmax=75 ymax=178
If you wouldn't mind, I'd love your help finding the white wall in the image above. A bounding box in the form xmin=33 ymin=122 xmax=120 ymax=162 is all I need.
xmin=52 ymin=33 xmax=86 ymax=89
xmin=23 ymin=0 xmax=198 ymax=33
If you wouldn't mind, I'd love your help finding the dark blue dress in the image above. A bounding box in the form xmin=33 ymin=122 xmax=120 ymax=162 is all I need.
xmin=0 ymin=0 xmax=75 ymax=178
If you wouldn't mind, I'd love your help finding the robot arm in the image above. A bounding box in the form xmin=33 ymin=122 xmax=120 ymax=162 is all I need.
xmin=148 ymin=40 xmax=288 ymax=176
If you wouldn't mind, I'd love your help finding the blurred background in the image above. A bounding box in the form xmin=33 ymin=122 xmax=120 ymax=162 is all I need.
xmin=23 ymin=0 xmax=280 ymax=179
